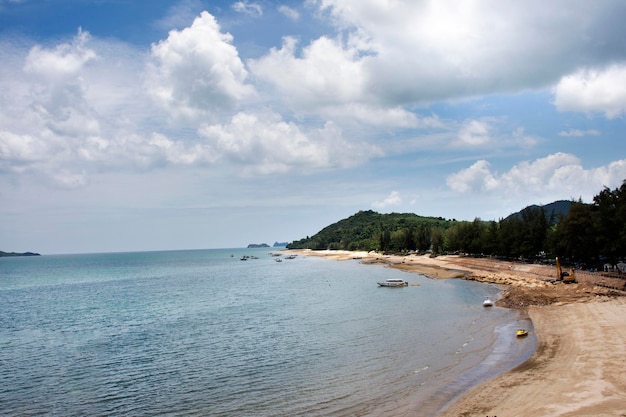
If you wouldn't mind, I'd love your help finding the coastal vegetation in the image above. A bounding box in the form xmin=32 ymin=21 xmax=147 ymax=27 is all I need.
xmin=288 ymin=180 xmax=626 ymax=267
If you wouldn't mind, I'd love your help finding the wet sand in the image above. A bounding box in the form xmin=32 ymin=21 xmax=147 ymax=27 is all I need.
xmin=289 ymin=250 xmax=626 ymax=416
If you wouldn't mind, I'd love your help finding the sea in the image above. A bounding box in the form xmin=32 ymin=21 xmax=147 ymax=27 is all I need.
xmin=0 ymin=248 xmax=536 ymax=416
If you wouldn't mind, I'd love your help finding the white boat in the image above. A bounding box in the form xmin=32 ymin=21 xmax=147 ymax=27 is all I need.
xmin=483 ymin=298 xmax=493 ymax=307
xmin=377 ymin=279 xmax=408 ymax=287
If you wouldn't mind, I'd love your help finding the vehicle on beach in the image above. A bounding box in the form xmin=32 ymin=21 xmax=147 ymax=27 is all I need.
xmin=483 ymin=298 xmax=493 ymax=307
xmin=516 ymin=329 xmax=528 ymax=337
xmin=377 ymin=278 xmax=409 ymax=287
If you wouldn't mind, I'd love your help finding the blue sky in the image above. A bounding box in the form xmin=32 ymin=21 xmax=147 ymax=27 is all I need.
xmin=1 ymin=0 xmax=625 ymax=254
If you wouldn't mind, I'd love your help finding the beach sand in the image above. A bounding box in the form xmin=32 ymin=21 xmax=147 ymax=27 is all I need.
xmin=290 ymin=250 xmax=626 ymax=416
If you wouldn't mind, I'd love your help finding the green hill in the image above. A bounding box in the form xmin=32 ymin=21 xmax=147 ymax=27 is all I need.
xmin=287 ymin=181 xmax=626 ymax=265
xmin=287 ymin=210 xmax=455 ymax=252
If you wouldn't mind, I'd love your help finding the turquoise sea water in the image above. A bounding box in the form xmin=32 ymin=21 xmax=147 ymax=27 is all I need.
xmin=0 ymin=249 xmax=535 ymax=416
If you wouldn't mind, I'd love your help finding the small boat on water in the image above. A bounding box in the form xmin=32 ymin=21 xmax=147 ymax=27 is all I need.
xmin=516 ymin=329 xmax=528 ymax=337
xmin=483 ymin=298 xmax=493 ymax=307
xmin=377 ymin=279 xmax=408 ymax=287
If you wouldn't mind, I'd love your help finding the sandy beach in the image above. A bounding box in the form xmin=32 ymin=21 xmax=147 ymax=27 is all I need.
xmin=290 ymin=250 xmax=626 ymax=416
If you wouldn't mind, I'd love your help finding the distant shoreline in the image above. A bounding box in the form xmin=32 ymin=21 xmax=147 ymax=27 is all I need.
xmin=288 ymin=249 xmax=626 ymax=416
xmin=0 ymin=251 xmax=40 ymax=257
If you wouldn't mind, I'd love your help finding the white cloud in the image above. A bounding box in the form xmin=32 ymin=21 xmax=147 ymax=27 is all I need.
xmin=24 ymin=29 xmax=97 ymax=81
xmin=249 ymin=36 xmax=367 ymax=110
xmin=232 ymin=1 xmax=263 ymax=17
xmin=0 ymin=30 xmax=165 ymax=187
xmin=558 ymin=129 xmax=601 ymax=137
xmin=320 ymin=104 xmax=440 ymax=129
xmin=21 ymin=29 xmax=102 ymax=139
xmin=147 ymin=11 xmax=255 ymax=120
xmin=198 ymin=111 xmax=383 ymax=175
xmin=372 ymin=190 xmax=401 ymax=210
xmin=554 ymin=65 xmax=626 ymax=119
xmin=454 ymin=120 xmax=491 ymax=147
xmin=278 ymin=5 xmax=300 ymax=21
xmin=305 ymin=0 xmax=626 ymax=105
xmin=0 ymin=131 xmax=52 ymax=168
xmin=446 ymin=160 xmax=498 ymax=193
xmin=447 ymin=153 xmax=626 ymax=203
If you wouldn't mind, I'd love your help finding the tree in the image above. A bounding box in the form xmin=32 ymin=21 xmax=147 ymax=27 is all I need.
xmin=431 ymin=227 xmax=444 ymax=254
xmin=416 ymin=224 xmax=431 ymax=252
xmin=551 ymin=201 xmax=595 ymax=262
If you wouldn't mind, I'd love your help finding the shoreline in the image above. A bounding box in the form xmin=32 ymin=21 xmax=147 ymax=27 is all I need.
xmin=289 ymin=249 xmax=626 ymax=416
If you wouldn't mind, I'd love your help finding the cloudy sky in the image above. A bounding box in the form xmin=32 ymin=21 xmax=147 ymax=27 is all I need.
xmin=1 ymin=0 xmax=625 ymax=254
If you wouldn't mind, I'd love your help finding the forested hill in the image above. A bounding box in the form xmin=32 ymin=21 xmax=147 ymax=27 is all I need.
xmin=505 ymin=200 xmax=572 ymax=223
xmin=287 ymin=210 xmax=455 ymax=251
xmin=287 ymin=179 xmax=626 ymax=266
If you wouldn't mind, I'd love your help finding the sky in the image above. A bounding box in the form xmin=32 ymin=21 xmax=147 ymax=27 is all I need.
xmin=1 ymin=0 xmax=626 ymax=254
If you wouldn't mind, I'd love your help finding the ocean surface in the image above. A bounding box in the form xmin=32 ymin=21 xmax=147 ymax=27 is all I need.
xmin=0 ymin=249 xmax=536 ymax=416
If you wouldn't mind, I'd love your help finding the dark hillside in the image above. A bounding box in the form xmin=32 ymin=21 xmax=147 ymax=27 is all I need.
xmin=505 ymin=200 xmax=574 ymax=224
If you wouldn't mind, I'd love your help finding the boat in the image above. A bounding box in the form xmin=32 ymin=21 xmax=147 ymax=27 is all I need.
xmin=377 ymin=279 xmax=408 ymax=287
xmin=516 ymin=329 xmax=528 ymax=337
xmin=483 ymin=298 xmax=493 ymax=307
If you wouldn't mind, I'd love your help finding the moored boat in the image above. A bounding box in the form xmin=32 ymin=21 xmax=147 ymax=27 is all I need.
xmin=377 ymin=278 xmax=408 ymax=287
xmin=483 ymin=298 xmax=493 ymax=307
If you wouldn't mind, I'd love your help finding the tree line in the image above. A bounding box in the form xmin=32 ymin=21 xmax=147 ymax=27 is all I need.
xmin=287 ymin=180 xmax=626 ymax=267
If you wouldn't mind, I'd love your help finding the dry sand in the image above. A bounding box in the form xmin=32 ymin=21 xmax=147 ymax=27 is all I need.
xmin=289 ymin=250 xmax=626 ymax=416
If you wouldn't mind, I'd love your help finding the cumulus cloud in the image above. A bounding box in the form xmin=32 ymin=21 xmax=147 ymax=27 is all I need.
xmin=249 ymin=36 xmax=367 ymax=110
xmin=454 ymin=120 xmax=491 ymax=147
xmin=447 ymin=153 xmax=626 ymax=202
xmin=2 ymin=4 xmax=624 ymax=196
xmin=24 ymin=29 xmax=97 ymax=80
xmin=554 ymin=65 xmax=626 ymax=119
xmin=446 ymin=160 xmax=498 ymax=193
xmin=21 ymin=29 xmax=102 ymax=139
xmin=0 ymin=131 xmax=52 ymax=167
xmin=0 ymin=30 xmax=162 ymax=187
xmin=147 ymin=11 xmax=255 ymax=120
xmin=303 ymin=0 xmax=626 ymax=106
xmin=198 ymin=111 xmax=383 ymax=175
xmin=372 ymin=191 xmax=402 ymax=210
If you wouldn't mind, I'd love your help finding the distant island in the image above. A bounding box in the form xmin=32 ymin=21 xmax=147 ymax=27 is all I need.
xmin=273 ymin=242 xmax=288 ymax=247
xmin=247 ymin=243 xmax=270 ymax=248
xmin=0 ymin=251 xmax=41 ymax=257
